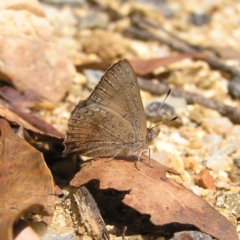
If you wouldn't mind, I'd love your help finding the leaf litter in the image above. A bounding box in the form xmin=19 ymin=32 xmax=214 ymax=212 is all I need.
xmin=0 ymin=118 xmax=55 ymax=240
xmin=70 ymin=158 xmax=237 ymax=240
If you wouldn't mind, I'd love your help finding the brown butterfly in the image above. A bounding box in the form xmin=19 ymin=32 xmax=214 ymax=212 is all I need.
xmin=63 ymin=59 xmax=161 ymax=161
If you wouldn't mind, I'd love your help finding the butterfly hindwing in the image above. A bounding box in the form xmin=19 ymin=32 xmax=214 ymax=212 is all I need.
xmin=64 ymin=103 xmax=136 ymax=156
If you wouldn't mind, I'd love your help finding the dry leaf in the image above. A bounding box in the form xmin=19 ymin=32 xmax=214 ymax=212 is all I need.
xmin=129 ymin=53 xmax=207 ymax=76
xmin=0 ymin=118 xmax=55 ymax=240
xmin=70 ymin=158 xmax=238 ymax=240
xmin=0 ymin=104 xmax=64 ymax=141
xmin=0 ymin=85 xmax=39 ymax=113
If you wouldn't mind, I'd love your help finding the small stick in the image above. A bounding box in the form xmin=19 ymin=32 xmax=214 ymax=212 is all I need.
xmin=122 ymin=226 xmax=127 ymax=240
xmin=138 ymin=79 xmax=240 ymax=124
xmin=125 ymin=23 xmax=240 ymax=78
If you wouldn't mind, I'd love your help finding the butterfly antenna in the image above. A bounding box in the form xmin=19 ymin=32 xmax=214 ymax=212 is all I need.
xmin=149 ymin=89 xmax=172 ymax=129
xmin=151 ymin=116 xmax=178 ymax=130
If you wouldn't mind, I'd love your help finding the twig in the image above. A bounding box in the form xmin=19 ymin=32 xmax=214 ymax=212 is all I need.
xmin=138 ymin=78 xmax=240 ymax=124
xmin=132 ymin=15 xmax=205 ymax=52
xmin=127 ymin=15 xmax=240 ymax=78
xmin=122 ymin=226 xmax=127 ymax=240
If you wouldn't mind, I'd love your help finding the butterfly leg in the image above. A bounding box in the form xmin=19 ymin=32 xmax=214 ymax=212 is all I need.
xmin=146 ymin=148 xmax=152 ymax=167
xmin=135 ymin=149 xmax=145 ymax=170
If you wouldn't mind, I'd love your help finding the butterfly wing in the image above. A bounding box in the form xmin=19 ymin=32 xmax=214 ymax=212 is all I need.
xmin=63 ymin=59 xmax=147 ymax=157
xmin=64 ymin=102 xmax=136 ymax=157
xmin=87 ymin=59 xmax=147 ymax=141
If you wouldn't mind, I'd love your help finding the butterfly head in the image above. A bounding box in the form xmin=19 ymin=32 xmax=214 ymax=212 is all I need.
xmin=146 ymin=127 xmax=161 ymax=144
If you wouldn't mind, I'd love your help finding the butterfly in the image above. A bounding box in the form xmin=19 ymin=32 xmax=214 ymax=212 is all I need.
xmin=63 ymin=59 xmax=161 ymax=161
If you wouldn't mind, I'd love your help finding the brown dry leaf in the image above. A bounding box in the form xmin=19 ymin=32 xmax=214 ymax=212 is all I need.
xmin=0 ymin=103 xmax=43 ymax=133
xmin=0 ymin=104 xmax=64 ymax=140
xmin=211 ymin=46 xmax=240 ymax=61
xmin=0 ymin=118 xmax=55 ymax=240
xmin=0 ymin=85 xmax=39 ymax=113
xmin=76 ymin=61 xmax=111 ymax=72
xmin=76 ymin=54 xmax=206 ymax=75
xmin=13 ymin=110 xmax=64 ymax=138
xmin=129 ymin=53 xmax=207 ymax=76
xmin=71 ymin=158 xmax=238 ymax=240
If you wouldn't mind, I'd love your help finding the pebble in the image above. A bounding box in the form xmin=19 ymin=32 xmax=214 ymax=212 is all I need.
xmin=188 ymin=104 xmax=220 ymax=124
xmin=184 ymin=183 xmax=209 ymax=197
xmin=145 ymin=101 xmax=175 ymax=121
xmin=226 ymin=125 xmax=240 ymax=145
xmin=145 ymin=97 xmax=185 ymax=127
xmin=188 ymin=11 xmax=211 ymax=26
xmin=228 ymin=76 xmax=240 ymax=100
xmin=195 ymin=169 xmax=216 ymax=192
xmin=151 ymin=150 xmax=170 ymax=166
xmin=202 ymin=117 xmax=233 ymax=135
xmin=202 ymin=133 xmax=222 ymax=155
xmin=170 ymin=230 xmax=213 ymax=240
xmin=83 ymin=69 xmax=104 ymax=89
xmin=206 ymin=155 xmax=231 ymax=173
xmin=216 ymin=193 xmax=240 ymax=218
xmin=77 ymin=11 xmax=109 ymax=29
xmin=229 ymin=158 xmax=240 ymax=184
xmin=205 ymin=143 xmax=238 ymax=172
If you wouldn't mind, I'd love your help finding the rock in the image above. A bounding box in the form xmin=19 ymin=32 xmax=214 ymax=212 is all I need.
xmin=0 ymin=0 xmax=45 ymax=17
xmin=0 ymin=8 xmax=76 ymax=103
xmin=229 ymin=159 xmax=240 ymax=184
xmin=83 ymin=69 xmax=104 ymax=90
xmin=202 ymin=133 xmax=222 ymax=155
xmin=226 ymin=125 xmax=240 ymax=145
xmin=189 ymin=104 xmax=220 ymax=124
xmin=78 ymin=10 xmax=110 ymax=29
xmin=202 ymin=117 xmax=233 ymax=135
xmin=170 ymin=230 xmax=213 ymax=240
xmin=205 ymin=148 xmax=235 ymax=173
xmin=182 ymin=156 xmax=198 ymax=171
xmin=188 ymin=11 xmax=211 ymax=26
xmin=79 ymin=30 xmax=136 ymax=61
xmin=40 ymin=0 xmax=85 ymax=5
xmin=228 ymin=77 xmax=240 ymax=100
xmin=225 ymin=193 xmax=240 ymax=219
xmin=205 ymin=143 xmax=238 ymax=172
xmin=215 ymin=193 xmax=240 ymax=218
xmin=151 ymin=150 xmax=170 ymax=166
xmin=184 ymin=183 xmax=209 ymax=197
xmin=195 ymin=169 xmax=216 ymax=192
xmin=145 ymin=101 xmax=183 ymax=127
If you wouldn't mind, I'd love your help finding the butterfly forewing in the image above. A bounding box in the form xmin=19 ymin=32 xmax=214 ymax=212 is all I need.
xmin=88 ymin=59 xmax=147 ymax=141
